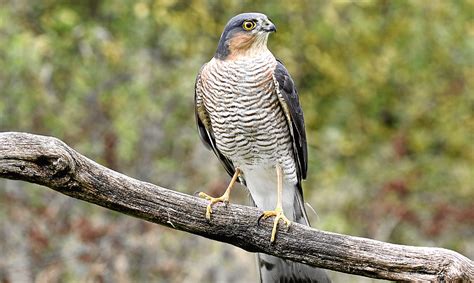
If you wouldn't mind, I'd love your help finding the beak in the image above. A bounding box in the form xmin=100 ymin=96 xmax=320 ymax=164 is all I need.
xmin=262 ymin=19 xmax=277 ymax=33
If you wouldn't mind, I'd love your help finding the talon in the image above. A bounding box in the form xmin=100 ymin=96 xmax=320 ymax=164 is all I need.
xmin=198 ymin=192 xmax=230 ymax=220
xmin=198 ymin=169 xmax=241 ymax=221
xmin=205 ymin=202 xmax=213 ymax=220
xmin=259 ymin=207 xmax=291 ymax=243
xmin=198 ymin=192 xmax=213 ymax=201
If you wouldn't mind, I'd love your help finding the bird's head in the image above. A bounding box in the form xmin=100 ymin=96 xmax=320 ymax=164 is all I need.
xmin=214 ymin=12 xmax=276 ymax=60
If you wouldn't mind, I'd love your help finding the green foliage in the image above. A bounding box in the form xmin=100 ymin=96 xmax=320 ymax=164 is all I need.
xmin=0 ymin=0 xmax=472 ymax=281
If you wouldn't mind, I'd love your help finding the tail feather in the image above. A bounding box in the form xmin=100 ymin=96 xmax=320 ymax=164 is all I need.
xmin=257 ymin=253 xmax=330 ymax=283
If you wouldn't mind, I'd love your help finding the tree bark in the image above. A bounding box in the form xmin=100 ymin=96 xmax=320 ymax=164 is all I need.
xmin=0 ymin=132 xmax=472 ymax=281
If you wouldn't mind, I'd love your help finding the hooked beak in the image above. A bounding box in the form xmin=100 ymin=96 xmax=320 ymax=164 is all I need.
xmin=262 ymin=19 xmax=277 ymax=33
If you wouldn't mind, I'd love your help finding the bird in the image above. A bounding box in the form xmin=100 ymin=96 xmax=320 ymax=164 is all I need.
xmin=194 ymin=12 xmax=330 ymax=282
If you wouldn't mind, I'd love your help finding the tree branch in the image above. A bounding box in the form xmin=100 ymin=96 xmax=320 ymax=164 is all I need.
xmin=0 ymin=132 xmax=472 ymax=281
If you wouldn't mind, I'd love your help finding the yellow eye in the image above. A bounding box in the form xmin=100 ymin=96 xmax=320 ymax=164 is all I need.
xmin=242 ymin=20 xmax=256 ymax=31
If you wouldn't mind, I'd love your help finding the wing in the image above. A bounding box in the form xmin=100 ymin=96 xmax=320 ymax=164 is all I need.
xmin=194 ymin=64 xmax=237 ymax=179
xmin=273 ymin=60 xmax=308 ymax=182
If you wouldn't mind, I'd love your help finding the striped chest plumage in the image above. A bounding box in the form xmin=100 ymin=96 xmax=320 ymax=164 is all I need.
xmin=198 ymin=52 xmax=297 ymax=183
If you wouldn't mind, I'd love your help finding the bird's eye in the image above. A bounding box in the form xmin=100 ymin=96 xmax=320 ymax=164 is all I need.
xmin=242 ymin=20 xmax=256 ymax=31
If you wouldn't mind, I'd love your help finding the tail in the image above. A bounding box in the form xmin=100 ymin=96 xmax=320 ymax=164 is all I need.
xmin=251 ymin=187 xmax=331 ymax=283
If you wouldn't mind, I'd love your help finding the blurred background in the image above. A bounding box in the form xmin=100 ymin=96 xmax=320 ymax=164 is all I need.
xmin=0 ymin=0 xmax=473 ymax=282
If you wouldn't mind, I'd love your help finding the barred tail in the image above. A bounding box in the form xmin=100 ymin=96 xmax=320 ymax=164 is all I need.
xmin=257 ymin=253 xmax=330 ymax=283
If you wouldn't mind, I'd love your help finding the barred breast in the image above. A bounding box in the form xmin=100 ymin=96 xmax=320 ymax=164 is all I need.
xmin=200 ymin=52 xmax=298 ymax=184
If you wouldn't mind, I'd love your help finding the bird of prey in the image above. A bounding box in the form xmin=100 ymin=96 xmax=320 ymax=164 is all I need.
xmin=195 ymin=13 xmax=330 ymax=282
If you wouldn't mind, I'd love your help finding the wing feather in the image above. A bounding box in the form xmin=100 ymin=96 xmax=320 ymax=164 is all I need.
xmin=273 ymin=60 xmax=308 ymax=182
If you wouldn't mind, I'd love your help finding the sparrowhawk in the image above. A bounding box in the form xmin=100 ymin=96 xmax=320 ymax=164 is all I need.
xmin=195 ymin=13 xmax=330 ymax=282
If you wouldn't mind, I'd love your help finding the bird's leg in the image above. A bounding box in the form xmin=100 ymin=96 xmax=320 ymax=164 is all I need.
xmin=259 ymin=164 xmax=291 ymax=243
xmin=199 ymin=168 xmax=241 ymax=220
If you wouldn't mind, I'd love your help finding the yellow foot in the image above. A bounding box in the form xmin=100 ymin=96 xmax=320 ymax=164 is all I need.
xmin=258 ymin=207 xmax=292 ymax=243
xmin=198 ymin=192 xmax=229 ymax=220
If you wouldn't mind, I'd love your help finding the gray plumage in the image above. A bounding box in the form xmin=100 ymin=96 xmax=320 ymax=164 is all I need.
xmin=195 ymin=12 xmax=330 ymax=283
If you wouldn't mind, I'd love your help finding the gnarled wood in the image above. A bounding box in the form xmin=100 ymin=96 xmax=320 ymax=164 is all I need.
xmin=0 ymin=132 xmax=472 ymax=281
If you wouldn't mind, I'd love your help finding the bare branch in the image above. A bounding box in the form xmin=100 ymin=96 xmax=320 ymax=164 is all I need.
xmin=0 ymin=132 xmax=472 ymax=281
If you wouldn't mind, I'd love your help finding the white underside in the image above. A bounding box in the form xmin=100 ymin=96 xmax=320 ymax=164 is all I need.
xmin=240 ymin=165 xmax=296 ymax=221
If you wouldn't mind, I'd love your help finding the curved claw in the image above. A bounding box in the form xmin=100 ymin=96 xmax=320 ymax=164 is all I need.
xmin=259 ymin=208 xmax=292 ymax=243
xmin=198 ymin=192 xmax=229 ymax=220
xmin=198 ymin=169 xmax=240 ymax=220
